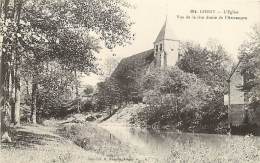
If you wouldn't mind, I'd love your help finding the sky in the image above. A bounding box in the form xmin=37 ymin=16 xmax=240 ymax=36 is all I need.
xmin=81 ymin=0 xmax=260 ymax=87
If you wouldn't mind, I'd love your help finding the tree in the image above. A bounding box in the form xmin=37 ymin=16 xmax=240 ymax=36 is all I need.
xmin=37 ymin=63 xmax=75 ymax=115
xmin=177 ymin=42 xmax=232 ymax=131
xmin=138 ymin=67 xmax=213 ymax=130
xmin=96 ymin=77 xmax=123 ymax=113
xmin=178 ymin=42 xmax=231 ymax=90
xmin=239 ymin=25 xmax=260 ymax=102
xmin=2 ymin=0 xmax=134 ymax=123
xmin=1 ymin=0 xmax=24 ymax=141
xmin=0 ymin=0 xmax=22 ymax=142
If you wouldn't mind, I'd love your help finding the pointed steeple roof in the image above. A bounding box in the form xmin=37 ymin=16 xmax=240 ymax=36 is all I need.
xmin=154 ymin=17 xmax=178 ymax=43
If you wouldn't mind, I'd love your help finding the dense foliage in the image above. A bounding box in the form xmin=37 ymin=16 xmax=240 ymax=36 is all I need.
xmin=1 ymin=0 xmax=134 ymax=125
xmin=239 ymin=25 xmax=260 ymax=104
xmin=96 ymin=77 xmax=124 ymax=112
xmin=133 ymin=67 xmax=212 ymax=131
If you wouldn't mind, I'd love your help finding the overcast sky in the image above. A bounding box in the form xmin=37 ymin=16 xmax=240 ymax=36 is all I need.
xmin=82 ymin=0 xmax=260 ymax=86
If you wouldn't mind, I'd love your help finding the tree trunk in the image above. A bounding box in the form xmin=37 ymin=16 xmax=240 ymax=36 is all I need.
xmin=109 ymin=105 xmax=112 ymax=116
xmin=14 ymin=66 xmax=21 ymax=126
xmin=74 ymin=70 xmax=79 ymax=97
xmin=74 ymin=70 xmax=80 ymax=113
xmin=1 ymin=0 xmax=14 ymax=142
xmin=10 ymin=66 xmax=16 ymax=123
xmin=0 ymin=34 xmax=9 ymax=139
xmin=13 ymin=0 xmax=23 ymax=126
xmin=30 ymin=79 xmax=38 ymax=124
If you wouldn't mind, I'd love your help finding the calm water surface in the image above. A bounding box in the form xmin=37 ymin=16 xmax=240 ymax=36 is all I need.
xmin=101 ymin=125 xmax=260 ymax=159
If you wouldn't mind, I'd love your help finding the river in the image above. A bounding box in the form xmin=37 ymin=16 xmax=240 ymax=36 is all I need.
xmin=101 ymin=124 xmax=260 ymax=161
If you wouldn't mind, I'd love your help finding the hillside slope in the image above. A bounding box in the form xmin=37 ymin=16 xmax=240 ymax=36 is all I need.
xmin=101 ymin=104 xmax=147 ymax=126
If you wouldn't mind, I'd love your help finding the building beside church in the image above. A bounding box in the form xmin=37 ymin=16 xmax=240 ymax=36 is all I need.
xmin=226 ymin=59 xmax=260 ymax=134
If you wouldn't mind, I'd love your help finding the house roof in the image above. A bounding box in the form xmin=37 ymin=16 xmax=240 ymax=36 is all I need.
xmin=228 ymin=60 xmax=242 ymax=81
xmin=228 ymin=57 xmax=247 ymax=81
xmin=154 ymin=18 xmax=178 ymax=43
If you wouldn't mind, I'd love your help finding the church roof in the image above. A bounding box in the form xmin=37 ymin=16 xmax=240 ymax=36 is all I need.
xmin=111 ymin=49 xmax=154 ymax=79
xmin=154 ymin=18 xmax=178 ymax=43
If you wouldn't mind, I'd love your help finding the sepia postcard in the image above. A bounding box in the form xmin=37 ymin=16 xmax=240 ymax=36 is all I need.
xmin=1 ymin=0 xmax=260 ymax=162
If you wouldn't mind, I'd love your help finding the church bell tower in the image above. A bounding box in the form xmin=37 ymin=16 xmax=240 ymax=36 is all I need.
xmin=153 ymin=18 xmax=180 ymax=68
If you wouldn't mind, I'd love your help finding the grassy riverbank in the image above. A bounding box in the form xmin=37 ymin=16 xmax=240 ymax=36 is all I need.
xmin=1 ymin=120 xmax=260 ymax=163
xmin=57 ymin=122 xmax=157 ymax=162
xmin=0 ymin=121 xmax=157 ymax=163
xmin=0 ymin=124 xmax=106 ymax=163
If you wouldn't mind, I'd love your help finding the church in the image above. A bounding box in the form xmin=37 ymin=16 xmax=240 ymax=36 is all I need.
xmin=149 ymin=19 xmax=180 ymax=69
xmin=110 ymin=20 xmax=180 ymax=102
xmin=112 ymin=19 xmax=180 ymax=78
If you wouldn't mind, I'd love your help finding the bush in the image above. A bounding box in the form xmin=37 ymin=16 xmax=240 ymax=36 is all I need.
xmin=134 ymin=67 xmax=216 ymax=132
xmin=81 ymin=98 xmax=95 ymax=112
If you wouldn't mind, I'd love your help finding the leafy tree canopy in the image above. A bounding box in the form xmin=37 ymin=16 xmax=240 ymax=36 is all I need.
xmin=177 ymin=41 xmax=231 ymax=94
xmin=239 ymin=25 xmax=260 ymax=101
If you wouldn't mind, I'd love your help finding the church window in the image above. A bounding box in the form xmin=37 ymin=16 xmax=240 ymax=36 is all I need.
xmin=156 ymin=45 xmax=158 ymax=52
xmin=159 ymin=44 xmax=163 ymax=51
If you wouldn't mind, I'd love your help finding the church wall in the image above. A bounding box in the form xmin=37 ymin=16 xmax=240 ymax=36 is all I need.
xmin=164 ymin=40 xmax=179 ymax=67
xmin=154 ymin=40 xmax=164 ymax=67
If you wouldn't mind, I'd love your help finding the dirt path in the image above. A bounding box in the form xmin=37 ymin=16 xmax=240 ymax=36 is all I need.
xmin=0 ymin=122 xmax=130 ymax=163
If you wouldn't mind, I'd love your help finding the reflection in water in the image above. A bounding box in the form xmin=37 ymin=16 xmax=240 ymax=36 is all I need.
xmin=101 ymin=125 xmax=260 ymax=160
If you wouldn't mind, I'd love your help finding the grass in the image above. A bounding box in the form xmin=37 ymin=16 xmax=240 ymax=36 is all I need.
xmin=1 ymin=140 xmax=107 ymax=163
xmin=167 ymin=135 xmax=260 ymax=163
xmin=57 ymin=122 xmax=158 ymax=162
xmin=0 ymin=124 xmax=111 ymax=163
